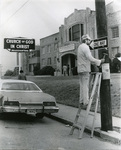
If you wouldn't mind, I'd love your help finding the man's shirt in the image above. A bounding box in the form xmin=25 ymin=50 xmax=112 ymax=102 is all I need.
xmin=77 ymin=43 xmax=101 ymax=73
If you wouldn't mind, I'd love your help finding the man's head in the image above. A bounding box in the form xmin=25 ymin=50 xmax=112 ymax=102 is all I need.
xmin=81 ymin=34 xmax=91 ymax=45
xmin=20 ymin=70 xmax=24 ymax=73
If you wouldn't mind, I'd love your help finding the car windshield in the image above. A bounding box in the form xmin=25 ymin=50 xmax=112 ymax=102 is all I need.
xmin=1 ymin=82 xmax=40 ymax=91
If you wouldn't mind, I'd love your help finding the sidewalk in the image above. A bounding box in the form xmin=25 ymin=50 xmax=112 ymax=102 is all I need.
xmin=47 ymin=103 xmax=121 ymax=144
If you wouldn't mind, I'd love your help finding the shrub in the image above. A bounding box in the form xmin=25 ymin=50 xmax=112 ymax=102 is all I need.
xmin=33 ymin=65 xmax=40 ymax=75
xmin=4 ymin=70 xmax=14 ymax=76
xmin=40 ymin=66 xmax=55 ymax=76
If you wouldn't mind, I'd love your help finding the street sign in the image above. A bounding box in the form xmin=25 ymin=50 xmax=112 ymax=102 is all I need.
xmin=93 ymin=37 xmax=108 ymax=49
xmin=4 ymin=38 xmax=35 ymax=52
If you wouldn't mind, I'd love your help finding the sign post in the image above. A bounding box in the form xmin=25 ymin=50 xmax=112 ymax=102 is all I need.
xmin=95 ymin=0 xmax=113 ymax=131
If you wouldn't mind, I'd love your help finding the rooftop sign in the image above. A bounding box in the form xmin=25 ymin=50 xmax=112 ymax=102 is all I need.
xmin=59 ymin=44 xmax=75 ymax=53
xmin=4 ymin=38 xmax=35 ymax=52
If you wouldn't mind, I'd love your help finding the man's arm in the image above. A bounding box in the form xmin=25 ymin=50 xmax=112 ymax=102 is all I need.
xmin=84 ymin=46 xmax=102 ymax=66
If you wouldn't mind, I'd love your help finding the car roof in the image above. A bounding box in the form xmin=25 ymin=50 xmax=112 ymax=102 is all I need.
xmin=0 ymin=79 xmax=33 ymax=84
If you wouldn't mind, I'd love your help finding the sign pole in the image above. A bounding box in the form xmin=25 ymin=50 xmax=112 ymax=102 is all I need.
xmin=95 ymin=0 xmax=113 ymax=131
xmin=18 ymin=52 xmax=22 ymax=73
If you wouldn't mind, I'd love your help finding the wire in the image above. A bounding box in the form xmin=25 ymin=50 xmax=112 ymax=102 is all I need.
xmin=2 ymin=0 xmax=30 ymax=26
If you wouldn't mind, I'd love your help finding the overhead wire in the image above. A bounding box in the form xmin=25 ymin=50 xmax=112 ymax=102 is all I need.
xmin=1 ymin=0 xmax=30 ymax=26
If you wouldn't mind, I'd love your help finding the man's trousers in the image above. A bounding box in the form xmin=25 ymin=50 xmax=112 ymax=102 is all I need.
xmin=78 ymin=72 xmax=89 ymax=105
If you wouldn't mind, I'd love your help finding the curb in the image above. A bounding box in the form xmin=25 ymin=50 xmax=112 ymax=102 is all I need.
xmin=46 ymin=113 xmax=121 ymax=145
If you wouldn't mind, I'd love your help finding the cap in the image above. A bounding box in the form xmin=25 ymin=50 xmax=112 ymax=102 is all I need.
xmin=82 ymin=34 xmax=91 ymax=41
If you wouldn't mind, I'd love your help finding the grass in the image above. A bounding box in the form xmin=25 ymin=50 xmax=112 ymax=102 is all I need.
xmin=28 ymin=76 xmax=80 ymax=108
xmin=27 ymin=75 xmax=121 ymax=118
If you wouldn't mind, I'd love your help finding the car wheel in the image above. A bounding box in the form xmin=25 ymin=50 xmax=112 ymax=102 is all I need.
xmin=36 ymin=113 xmax=44 ymax=119
xmin=0 ymin=113 xmax=3 ymax=119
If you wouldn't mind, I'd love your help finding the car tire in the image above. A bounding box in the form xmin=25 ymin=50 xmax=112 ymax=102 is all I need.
xmin=36 ymin=113 xmax=44 ymax=119
xmin=0 ymin=113 xmax=3 ymax=119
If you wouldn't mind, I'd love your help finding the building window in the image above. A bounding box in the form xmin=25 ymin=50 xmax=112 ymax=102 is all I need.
xmin=29 ymin=64 xmax=32 ymax=72
xmin=36 ymin=50 xmax=40 ymax=57
xmin=111 ymin=26 xmax=119 ymax=38
xmin=69 ymin=24 xmax=84 ymax=41
xmin=54 ymin=56 xmax=56 ymax=64
xmin=54 ymin=43 xmax=58 ymax=51
xmin=112 ymin=47 xmax=119 ymax=58
xmin=42 ymin=47 xmax=45 ymax=54
xmin=47 ymin=58 xmax=51 ymax=65
xmin=42 ymin=58 xmax=45 ymax=66
xmin=28 ymin=52 xmax=33 ymax=58
xmin=47 ymin=45 xmax=51 ymax=53
xmin=32 ymin=52 xmax=35 ymax=57
xmin=92 ymin=27 xmax=95 ymax=39
xmin=81 ymin=24 xmax=84 ymax=37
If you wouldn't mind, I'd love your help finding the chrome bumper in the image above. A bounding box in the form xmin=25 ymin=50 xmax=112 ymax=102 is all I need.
xmin=0 ymin=105 xmax=59 ymax=114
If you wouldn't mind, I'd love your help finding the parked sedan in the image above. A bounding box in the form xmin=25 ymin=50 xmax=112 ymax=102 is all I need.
xmin=0 ymin=79 xmax=59 ymax=118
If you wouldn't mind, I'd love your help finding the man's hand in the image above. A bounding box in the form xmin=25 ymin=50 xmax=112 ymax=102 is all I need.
xmin=101 ymin=58 xmax=105 ymax=64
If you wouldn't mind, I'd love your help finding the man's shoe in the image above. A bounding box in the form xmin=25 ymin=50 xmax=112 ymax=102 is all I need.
xmin=81 ymin=104 xmax=88 ymax=110
xmin=79 ymin=103 xmax=83 ymax=108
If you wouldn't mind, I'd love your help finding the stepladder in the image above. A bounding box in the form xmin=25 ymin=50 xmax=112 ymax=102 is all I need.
xmin=70 ymin=72 xmax=102 ymax=139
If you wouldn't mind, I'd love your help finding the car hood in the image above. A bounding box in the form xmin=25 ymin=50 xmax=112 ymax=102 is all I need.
xmin=0 ymin=91 xmax=56 ymax=103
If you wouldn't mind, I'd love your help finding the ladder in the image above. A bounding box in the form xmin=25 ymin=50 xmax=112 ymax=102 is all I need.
xmin=70 ymin=72 xmax=102 ymax=139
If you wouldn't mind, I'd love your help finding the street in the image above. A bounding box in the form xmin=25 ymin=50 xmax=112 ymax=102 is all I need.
xmin=0 ymin=114 xmax=120 ymax=150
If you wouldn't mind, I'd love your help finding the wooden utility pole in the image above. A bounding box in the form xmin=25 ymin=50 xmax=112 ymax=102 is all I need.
xmin=95 ymin=0 xmax=113 ymax=131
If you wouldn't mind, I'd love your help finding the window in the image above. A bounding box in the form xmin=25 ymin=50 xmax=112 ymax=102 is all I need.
xmin=36 ymin=51 xmax=40 ymax=57
xmin=69 ymin=28 xmax=72 ymax=41
xmin=111 ymin=26 xmax=119 ymax=38
xmin=42 ymin=58 xmax=45 ymax=66
xmin=72 ymin=24 xmax=80 ymax=41
xmin=42 ymin=47 xmax=45 ymax=54
xmin=47 ymin=58 xmax=51 ymax=65
xmin=54 ymin=43 xmax=58 ymax=51
xmin=29 ymin=64 xmax=31 ymax=72
xmin=112 ymin=47 xmax=119 ymax=57
xmin=34 ymin=51 xmax=40 ymax=57
xmin=81 ymin=24 xmax=84 ymax=37
xmin=47 ymin=45 xmax=51 ymax=53
xmin=69 ymin=24 xmax=84 ymax=41
xmin=31 ymin=52 xmax=35 ymax=57
xmin=2 ymin=82 xmax=40 ymax=91
xmin=54 ymin=57 xmax=56 ymax=64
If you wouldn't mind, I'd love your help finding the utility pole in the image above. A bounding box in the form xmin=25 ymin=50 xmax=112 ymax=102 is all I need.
xmin=95 ymin=0 xmax=113 ymax=131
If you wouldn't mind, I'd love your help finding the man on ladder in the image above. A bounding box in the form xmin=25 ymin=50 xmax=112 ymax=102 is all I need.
xmin=70 ymin=34 xmax=105 ymax=139
xmin=77 ymin=34 xmax=105 ymax=110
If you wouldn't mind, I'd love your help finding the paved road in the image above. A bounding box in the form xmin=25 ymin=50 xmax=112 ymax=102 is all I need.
xmin=0 ymin=114 xmax=120 ymax=150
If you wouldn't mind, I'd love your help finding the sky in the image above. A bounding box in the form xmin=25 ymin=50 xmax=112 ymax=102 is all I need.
xmin=0 ymin=0 xmax=115 ymax=74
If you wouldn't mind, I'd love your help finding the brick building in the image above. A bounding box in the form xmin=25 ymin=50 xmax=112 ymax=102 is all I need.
xmin=40 ymin=8 xmax=97 ymax=75
xmin=28 ymin=45 xmax=40 ymax=75
xmin=21 ymin=45 xmax=40 ymax=75
xmin=106 ymin=1 xmax=121 ymax=58
xmin=40 ymin=33 xmax=59 ymax=72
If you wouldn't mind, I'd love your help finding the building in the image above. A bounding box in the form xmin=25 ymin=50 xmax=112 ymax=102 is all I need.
xmin=28 ymin=45 xmax=40 ymax=75
xmin=106 ymin=1 xmax=121 ymax=58
xmin=40 ymin=8 xmax=97 ymax=75
xmin=28 ymin=2 xmax=121 ymax=75
xmin=40 ymin=33 xmax=59 ymax=72
xmin=21 ymin=45 xmax=40 ymax=75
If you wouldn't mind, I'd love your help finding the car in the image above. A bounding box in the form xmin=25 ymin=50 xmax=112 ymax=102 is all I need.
xmin=0 ymin=79 xmax=59 ymax=118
